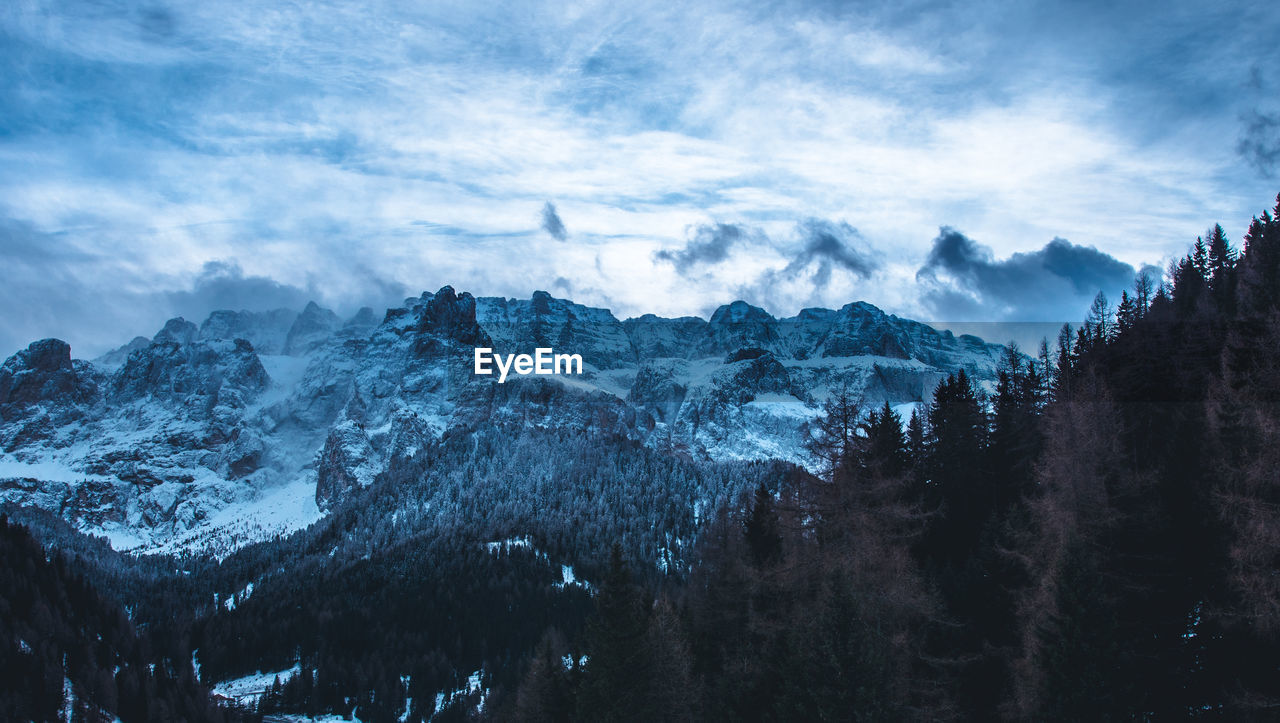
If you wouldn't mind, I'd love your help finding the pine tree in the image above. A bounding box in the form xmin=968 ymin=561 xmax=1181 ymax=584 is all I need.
xmin=1038 ymin=338 xmax=1055 ymax=392
xmin=514 ymin=630 xmax=577 ymax=723
xmin=1237 ymin=197 xmax=1280 ymax=314
xmin=923 ymin=370 xmax=990 ymax=562
xmin=905 ymin=409 xmax=927 ymax=464
xmin=1116 ymin=291 xmax=1138 ymax=332
xmin=1206 ymin=224 xmax=1237 ymax=312
xmin=990 ymin=346 xmax=1042 ymax=510
xmin=803 ymin=383 xmax=861 ymax=476
xmin=776 ymin=574 xmax=894 ymax=720
xmin=1206 ymin=224 xmax=1235 ymax=280
xmin=1192 ymin=236 xmax=1209 ymax=278
xmin=743 ymin=484 xmax=782 ymax=567
xmin=1033 ymin=544 xmax=1126 ymax=721
xmin=1054 ymin=324 xmax=1074 ymax=400
xmin=1173 ymin=252 xmax=1208 ymax=314
xmin=905 ymin=409 xmax=929 ymax=503
xmin=862 ymin=401 xmax=907 ymax=479
xmin=577 ymin=545 xmax=653 ymax=722
xmin=642 ymin=600 xmax=697 ymax=722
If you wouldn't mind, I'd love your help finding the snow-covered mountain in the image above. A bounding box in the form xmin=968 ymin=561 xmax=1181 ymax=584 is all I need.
xmin=0 ymin=287 xmax=1009 ymax=555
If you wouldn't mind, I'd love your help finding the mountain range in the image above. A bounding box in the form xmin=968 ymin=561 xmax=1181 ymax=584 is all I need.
xmin=0 ymin=288 xmax=1009 ymax=556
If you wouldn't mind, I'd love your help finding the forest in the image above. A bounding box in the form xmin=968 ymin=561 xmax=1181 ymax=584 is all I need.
xmin=4 ymin=196 xmax=1280 ymax=720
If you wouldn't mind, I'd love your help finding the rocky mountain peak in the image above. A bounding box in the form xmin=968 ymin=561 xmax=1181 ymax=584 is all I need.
xmin=153 ymin=318 xmax=198 ymax=346
xmin=0 ymin=339 xmax=95 ymax=419
xmin=113 ymin=329 xmax=270 ymax=406
xmin=709 ymin=300 xmax=774 ymax=325
xmin=94 ymin=336 xmax=151 ymax=370
xmin=200 ymin=308 xmax=298 ymax=355
xmin=839 ymin=300 xmax=886 ymax=318
xmin=17 ymin=338 xmax=73 ymax=374
xmin=530 ymin=289 xmax=554 ymax=313
xmin=285 ymin=302 xmax=341 ymax=355
xmin=344 ymin=307 xmax=377 ymax=332
xmin=417 ymin=286 xmax=489 ymax=347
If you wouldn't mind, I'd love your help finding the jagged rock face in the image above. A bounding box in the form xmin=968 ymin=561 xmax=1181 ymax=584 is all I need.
xmin=341 ymin=307 xmax=379 ymax=338
xmin=818 ymin=303 xmax=912 ymax=358
xmin=623 ymin=315 xmax=710 ymax=359
xmin=629 ymin=361 xmax=688 ymax=423
xmin=314 ymin=420 xmax=378 ymax=509
xmin=0 ymin=287 xmax=1012 ymax=554
xmin=95 ymin=336 xmax=151 ymax=370
xmin=113 ymin=336 xmax=269 ymax=409
xmin=220 ymin=427 xmax=267 ymax=479
xmin=477 ymin=291 xmax=635 ymax=369
xmin=153 ymin=318 xmax=198 ymax=345
xmin=285 ymin=302 xmax=342 ymax=355
xmin=709 ymin=300 xmax=780 ymax=355
xmin=418 ymin=286 xmax=490 ymax=348
xmin=0 ymin=339 xmax=98 ymax=421
xmin=385 ymin=408 xmax=431 ymax=461
xmin=673 ymin=353 xmax=801 ymax=440
xmin=200 ymin=308 xmax=299 ymax=355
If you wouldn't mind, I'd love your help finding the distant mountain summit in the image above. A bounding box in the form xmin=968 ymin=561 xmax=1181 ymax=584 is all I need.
xmin=0 ymin=288 xmax=1009 ymax=556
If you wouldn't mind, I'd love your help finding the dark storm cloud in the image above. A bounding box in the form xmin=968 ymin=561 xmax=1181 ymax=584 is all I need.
xmin=916 ymin=228 xmax=1138 ymax=321
xmin=540 ymin=202 xmax=567 ymax=241
xmin=165 ymin=261 xmax=315 ymax=317
xmin=727 ymin=219 xmax=882 ymax=313
xmin=1239 ymin=111 xmax=1280 ymax=177
xmin=654 ymin=223 xmax=748 ymax=274
xmin=782 ymin=219 xmax=878 ymax=287
xmin=164 ymin=259 xmax=407 ymax=317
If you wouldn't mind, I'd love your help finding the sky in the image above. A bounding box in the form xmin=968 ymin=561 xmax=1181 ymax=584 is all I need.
xmin=2 ymin=0 xmax=1278 ymax=358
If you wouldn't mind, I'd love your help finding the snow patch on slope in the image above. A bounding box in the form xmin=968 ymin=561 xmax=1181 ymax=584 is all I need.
xmin=135 ymin=477 xmax=322 ymax=558
xmin=211 ymin=663 xmax=302 ymax=705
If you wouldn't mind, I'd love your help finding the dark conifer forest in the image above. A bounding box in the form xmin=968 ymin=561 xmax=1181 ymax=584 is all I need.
xmin=5 ymin=197 xmax=1280 ymax=720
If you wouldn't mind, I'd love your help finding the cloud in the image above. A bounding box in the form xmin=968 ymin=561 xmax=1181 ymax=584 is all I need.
xmin=159 ymin=258 xmax=408 ymax=328
xmin=540 ymin=202 xmax=567 ymax=241
xmin=165 ymin=261 xmax=315 ymax=317
xmin=1239 ymin=110 xmax=1280 ymax=177
xmin=1 ymin=0 xmax=1277 ymax=344
xmin=782 ymin=219 xmax=877 ymax=287
xmin=0 ymin=210 xmax=411 ymax=359
xmin=0 ymin=217 xmax=167 ymax=359
xmin=654 ymin=223 xmax=749 ymax=274
xmin=702 ymin=217 xmax=884 ymax=316
xmin=916 ymin=228 xmax=1138 ymax=322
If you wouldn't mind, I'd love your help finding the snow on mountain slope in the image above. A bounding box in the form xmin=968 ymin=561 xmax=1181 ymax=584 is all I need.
xmin=212 ymin=663 xmax=303 ymax=705
xmin=0 ymin=287 xmax=1013 ymax=555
